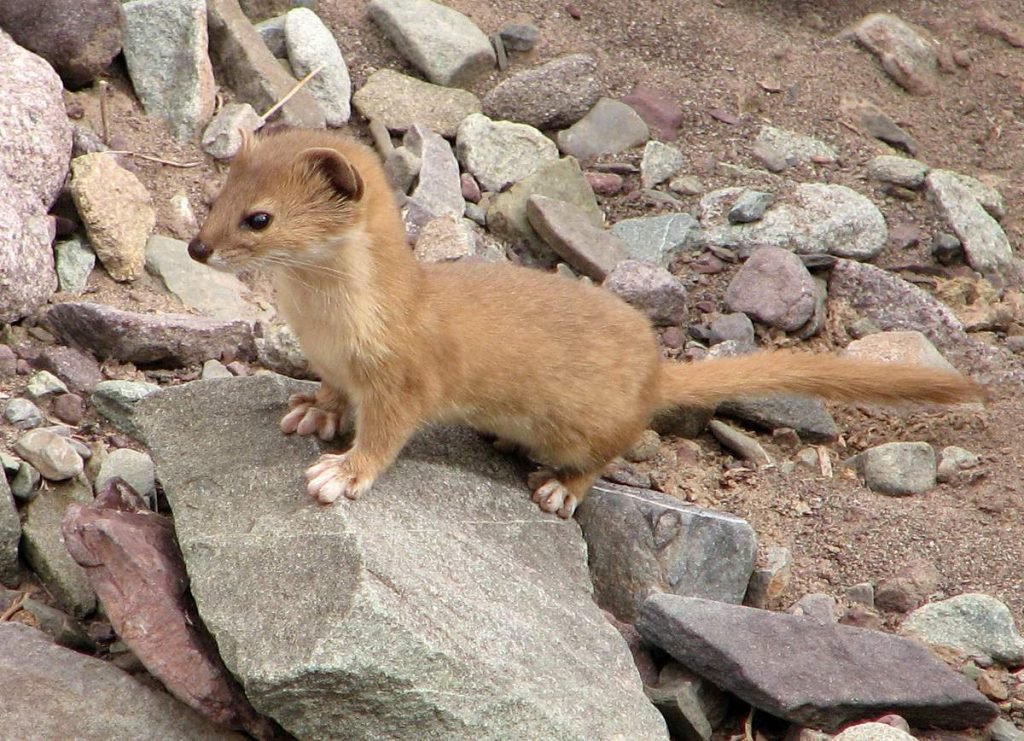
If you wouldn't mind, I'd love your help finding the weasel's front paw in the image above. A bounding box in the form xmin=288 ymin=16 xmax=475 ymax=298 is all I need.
xmin=281 ymin=393 xmax=343 ymax=441
xmin=305 ymin=452 xmax=376 ymax=504
xmin=527 ymin=470 xmax=579 ymax=519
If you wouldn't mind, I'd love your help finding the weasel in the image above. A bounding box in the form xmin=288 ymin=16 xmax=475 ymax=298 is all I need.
xmin=189 ymin=128 xmax=985 ymax=518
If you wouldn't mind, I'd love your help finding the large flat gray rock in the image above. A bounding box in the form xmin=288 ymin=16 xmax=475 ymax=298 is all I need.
xmin=0 ymin=622 xmax=242 ymax=740
xmin=638 ymin=595 xmax=998 ymax=732
xmin=133 ymin=375 xmax=668 ymax=740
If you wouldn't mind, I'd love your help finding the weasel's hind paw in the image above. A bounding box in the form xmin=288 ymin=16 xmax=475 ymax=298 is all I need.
xmin=304 ymin=453 xmax=375 ymax=504
xmin=528 ymin=472 xmax=579 ymax=519
xmin=281 ymin=393 xmax=342 ymax=441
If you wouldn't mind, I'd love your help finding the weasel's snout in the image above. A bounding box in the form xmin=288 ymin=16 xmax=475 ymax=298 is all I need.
xmin=188 ymin=237 xmax=212 ymax=263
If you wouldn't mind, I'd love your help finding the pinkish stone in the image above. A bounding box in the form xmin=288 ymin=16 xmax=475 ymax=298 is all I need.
xmin=621 ymin=85 xmax=684 ymax=141
xmin=585 ymin=171 xmax=624 ymax=196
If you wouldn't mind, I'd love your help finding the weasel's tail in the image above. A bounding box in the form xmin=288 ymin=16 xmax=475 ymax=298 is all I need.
xmin=655 ymin=351 xmax=986 ymax=411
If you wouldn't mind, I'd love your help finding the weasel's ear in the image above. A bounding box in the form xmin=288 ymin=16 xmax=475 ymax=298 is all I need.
xmin=296 ymin=147 xmax=364 ymax=202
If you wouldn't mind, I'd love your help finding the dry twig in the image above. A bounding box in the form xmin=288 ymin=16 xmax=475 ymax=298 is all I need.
xmin=259 ymin=64 xmax=325 ymax=123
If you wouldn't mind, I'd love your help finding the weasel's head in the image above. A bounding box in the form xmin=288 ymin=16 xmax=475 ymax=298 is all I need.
xmin=189 ymin=129 xmax=365 ymax=274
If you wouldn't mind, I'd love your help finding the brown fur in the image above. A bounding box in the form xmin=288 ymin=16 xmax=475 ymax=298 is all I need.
xmin=191 ymin=128 xmax=985 ymax=518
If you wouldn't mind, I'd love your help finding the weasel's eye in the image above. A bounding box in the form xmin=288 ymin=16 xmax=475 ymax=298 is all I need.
xmin=244 ymin=212 xmax=272 ymax=230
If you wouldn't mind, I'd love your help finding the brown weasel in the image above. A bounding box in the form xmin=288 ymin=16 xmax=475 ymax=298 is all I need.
xmin=189 ymin=128 xmax=984 ymax=518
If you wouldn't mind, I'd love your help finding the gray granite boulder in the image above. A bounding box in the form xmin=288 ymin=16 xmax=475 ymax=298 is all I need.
xmin=122 ymin=0 xmax=216 ymax=140
xmin=0 ymin=31 xmax=71 ymax=322
xmin=284 ymin=7 xmax=351 ymax=126
xmin=133 ymin=375 xmax=668 ymax=740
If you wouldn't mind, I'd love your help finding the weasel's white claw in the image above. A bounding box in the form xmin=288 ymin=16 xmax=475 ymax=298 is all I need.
xmin=281 ymin=394 xmax=343 ymax=440
xmin=304 ymin=453 xmax=374 ymax=505
xmin=529 ymin=479 xmax=578 ymax=519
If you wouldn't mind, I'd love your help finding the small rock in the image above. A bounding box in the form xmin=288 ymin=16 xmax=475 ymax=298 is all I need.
xmin=625 ymin=430 xmax=660 ymax=463
xmin=849 ymin=441 xmax=936 ymax=496
xmin=887 ymin=223 xmax=922 ymax=249
xmin=23 ymin=490 xmax=97 ymax=616
xmin=640 ymin=141 xmax=684 ymax=189
xmin=867 ymin=155 xmax=929 ymax=189
xmin=383 ymin=147 xmax=420 ymax=193
xmin=603 ymin=260 xmax=688 ymax=326
xmin=11 ymin=462 xmax=41 ymax=502
xmin=486 ymin=157 xmax=602 ymax=262
xmin=284 ymin=7 xmax=351 ymax=126
xmin=901 ymin=593 xmax=1024 ymax=666
xmin=645 ymin=662 xmax=730 ymax=741
xmin=498 ymin=23 xmax=538 ymax=52
xmin=854 ymin=13 xmax=938 ymax=94
xmin=720 ymin=396 xmax=839 ymax=444
xmin=557 ymin=98 xmax=650 ymax=161
xmin=708 ymin=313 xmax=755 ymax=348
xmin=51 ymin=393 xmax=86 ymax=425
xmin=456 ymin=113 xmax=559 ymax=193
xmin=577 ymin=482 xmax=757 ymax=620
xmin=728 ymin=190 xmax=775 ymax=224
xmin=875 ymin=559 xmax=942 ymax=613
xmin=4 ymin=398 xmax=44 ymax=430
xmin=26 ymin=370 xmax=69 ymax=401
xmin=709 ymin=420 xmax=771 ymax=466
xmin=121 ymin=0 xmax=216 ymax=141
xmin=843 ymin=330 xmax=958 ymax=373
xmin=845 ymin=98 xmax=918 ymax=154
xmin=0 ymin=345 xmax=17 ymax=378
xmin=403 ymin=124 xmax=464 ymax=236
xmin=12 ymin=429 xmax=84 ymax=481
xmin=669 ymin=175 xmax=704 ymax=196
xmin=745 ymin=546 xmax=792 ymax=608
xmin=833 ymin=722 xmax=916 ymax=741
xmin=927 ymin=170 xmax=1013 ymax=274
xmin=611 ymin=213 xmax=698 ymax=268
xmin=201 ymin=359 xmax=234 ymax=380
xmin=54 ymin=237 xmax=96 ymax=294
xmin=35 ymin=345 xmax=104 ymax=394
xmin=70 ymin=153 xmax=156 ymax=282
xmin=724 ymin=247 xmax=819 ymax=332
xmin=368 ymin=0 xmax=494 ymax=86
xmin=201 ymin=103 xmax=264 ymax=160
xmin=90 ymin=380 xmax=162 ymax=438
xmin=936 ymin=446 xmax=980 ymax=483
xmin=0 ymin=475 xmax=20 ymax=585
xmin=847 ymin=583 xmax=875 ymax=607
xmin=460 ymin=173 xmax=481 ymax=203
xmin=254 ymin=323 xmax=311 ymax=379
xmin=585 ymin=172 xmax=623 ymax=196
xmin=754 ymin=126 xmax=837 ymax=167
xmin=931 ymin=232 xmax=964 ymax=266
xmin=413 ymin=214 xmax=477 ymax=262
xmin=790 ymin=593 xmax=837 ymax=623
xmin=95 ymin=449 xmax=157 ymax=502
xmin=621 ymin=85 xmax=684 ymax=141
xmin=483 ymin=54 xmax=603 ymax=130
xmin=352 ymin=68 xmax=481 ymax=139
xmin=526 ymin=195 xmax=628 ymax=281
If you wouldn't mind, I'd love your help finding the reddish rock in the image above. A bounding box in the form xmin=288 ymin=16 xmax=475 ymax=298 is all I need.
xmin=0 ymin=0 xmax=124 ymax=88
xmin=585 ymin=171 xmax=624 ymax=196
xmin=621 ymin=85 xmax=684 ymax=141
xmin=51 ymin=393 xmax=86 ymax=426
xmin=35 ymin=345 xmax=103 ymax=393
xmin=460 ymin=172 xmax=482 ymax=203
xmin=875 ymin=559 xmax=942 ymax=613
xmin=62 ymin=479 xmax=283 ymax=738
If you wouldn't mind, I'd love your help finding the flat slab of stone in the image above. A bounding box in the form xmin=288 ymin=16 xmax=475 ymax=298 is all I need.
xmin=133 ymin=375 xmax=668 ymax=740
xmin=353 ymin=68 xmax=481 ymax=138
xmin=926 ymin=170 xmax=1013 ymax=275
xmin=638 ymin=594 xmax=998 ymax=731
xmin=47 ymin=302 xmax=255 ymax=367
xmin=526 ymin=195 xmax=627 ymax=280
xmin=482 ymin=53 xmax=603 ymax=130
xmin=610 ymin=213 xmax=699 ymax=268
xmin=0 ymin=622 xmax=242 ymax=739
xmin=456 ymin=113 xmax=558 ymax=193
xmin=853 ymin=13 xmax=938 ymax=95
xmin=556 ymin=97 xmax=650 ymax=161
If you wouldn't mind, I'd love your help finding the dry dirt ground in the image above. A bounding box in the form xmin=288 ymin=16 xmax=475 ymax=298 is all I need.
xmin=37 ymin=0 xmax=1024 ymax=635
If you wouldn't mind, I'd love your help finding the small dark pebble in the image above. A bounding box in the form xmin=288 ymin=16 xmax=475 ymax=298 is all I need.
xmin=565 ymin=3 xmax=581 ymax=19
xmin=798 ymin=254 xmax=837 ymax=270
xmin=728 ymin=190 xmax=774 ymax=224
xmin=932 ymin=232 xmax=964 ymax=266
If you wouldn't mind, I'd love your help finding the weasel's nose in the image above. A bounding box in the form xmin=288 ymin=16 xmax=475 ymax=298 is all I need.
xmin=187 ymin=237 xmax=212 ymax=262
